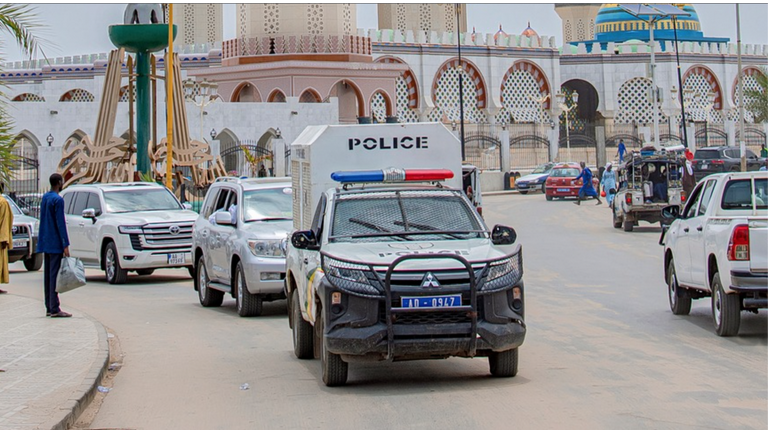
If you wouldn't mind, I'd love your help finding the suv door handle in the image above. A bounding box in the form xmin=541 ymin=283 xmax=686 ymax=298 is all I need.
xmin=696 ymin=225 xmax=703 ymax=232
xmin=78 ymin=222 xmax=85 ymax=227
xmin=683 ymin=227 xmax=689 ymax=233
xmin=303 ymin=258 xmax=309 ymax=264
xmin=200 ymin=229 xmax=209 ymax=238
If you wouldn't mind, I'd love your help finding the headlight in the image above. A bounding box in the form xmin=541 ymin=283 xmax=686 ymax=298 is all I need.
xmin=483 ymin=254 xmax=523 ymax=292
xmin=322 ymin=256 xmax=382 ymax=297
xmin=29 ymin=221 xmax=39 ymax=236
xmin=118 ymin=225 xmax=143 ymax=234
xmin=248 ymin=239 xmax=284 ymax=258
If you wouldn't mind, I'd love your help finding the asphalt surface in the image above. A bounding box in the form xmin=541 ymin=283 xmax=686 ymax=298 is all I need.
xmin=8 ymin=193 xmax=767 ymax=430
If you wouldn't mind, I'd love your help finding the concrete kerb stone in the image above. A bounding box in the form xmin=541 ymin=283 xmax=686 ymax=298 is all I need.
xmin=42 ymin=313 xmax=110 ymax=430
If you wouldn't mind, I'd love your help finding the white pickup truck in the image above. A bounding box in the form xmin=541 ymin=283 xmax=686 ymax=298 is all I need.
xmin=661 ymin=171 xmax=767 ymax=336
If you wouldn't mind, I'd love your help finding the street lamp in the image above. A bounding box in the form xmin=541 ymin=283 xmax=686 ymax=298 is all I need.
xmin=210 ymin=128 xmax=217 ymax=140
xmin=46 ymin=134 xmax=53 ymax=147
xmin=275 ymin=127 xmax=282 ymax=139
xmin=185 ymin=78 xmax=219 ymax=142
xmin=556 ymin=90 xmax=579 ymax=161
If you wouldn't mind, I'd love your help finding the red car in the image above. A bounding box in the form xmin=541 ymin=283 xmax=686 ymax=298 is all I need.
xmin=544 ymin=163 xmax=599 ymax=201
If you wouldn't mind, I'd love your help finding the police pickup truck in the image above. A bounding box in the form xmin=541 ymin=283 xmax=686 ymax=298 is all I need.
xmin=285 ymin=168 xmax=526 ymax=386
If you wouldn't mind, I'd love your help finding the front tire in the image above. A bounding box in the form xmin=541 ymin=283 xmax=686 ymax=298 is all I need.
xmin=489 ymin=348 xmax=518 ymax=377
xmin=292 ymin=290 xmax=314 ymax=359
xmin=104 ymin=242 xmax=128 ymax=284
xmin=667 ymin=259 xmax=691 ymax=315
xmin=23 ymin=253 xmax=43 ymax=271
xmin=519 ymin=190 xmax=529 ymax=195
xmin=320 ymin=306 xmax=348 ymax=386
xmin=612 ymin=208 xmax=622 ymax=229
xmin=711 ymin=272 xmax=741 ymax=336
xmin=196 ymin=254 xmax=223 ymax=307
xmin=234 ymin=261 xmax=263 ymax=317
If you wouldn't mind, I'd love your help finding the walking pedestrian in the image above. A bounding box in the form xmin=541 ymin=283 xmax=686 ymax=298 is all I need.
xmin=36 ymin=173 xmax=71 ymax=318
xmin=682 ymin=149 xmax=696 ymax=198
xmin=761 ymin=143 xmax=768 ymax=158
xmin=600 ymin=163 xmax=617 ymax=206
xmin=617 ymin=139 xmax=627 ymax=163
xmin=0 ymin=183 xmax=13 ymax=294
xmin=573 ymin=161 xmax=602 ymax=205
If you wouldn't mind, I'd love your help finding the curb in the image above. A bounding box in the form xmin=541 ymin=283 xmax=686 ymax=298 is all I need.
xmin=483 ymin=190 xmax=519 ymax=196
xmin=43 ymin=313 xmax=110 ymax=430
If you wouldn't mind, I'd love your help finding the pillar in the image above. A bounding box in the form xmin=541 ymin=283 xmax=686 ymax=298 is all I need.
xmin=136 ymin=51 xmax=151 ymax=174
xmin=500 ymin=127 xmax=510 ymax=172
xmin=596 ymin=126 xmax=606 ymax=168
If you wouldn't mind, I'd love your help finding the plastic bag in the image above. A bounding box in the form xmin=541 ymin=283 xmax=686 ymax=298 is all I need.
xmin=57 ymin=257 xmax=86 ymax=293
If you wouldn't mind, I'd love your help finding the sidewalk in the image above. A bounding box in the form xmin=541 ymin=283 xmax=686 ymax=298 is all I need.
xmin=0 ymin=294 xmax=108 ymax=430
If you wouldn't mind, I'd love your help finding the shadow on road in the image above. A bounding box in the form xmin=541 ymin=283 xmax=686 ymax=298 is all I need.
xmin=677 ymin=307 xmax=767 ymax=344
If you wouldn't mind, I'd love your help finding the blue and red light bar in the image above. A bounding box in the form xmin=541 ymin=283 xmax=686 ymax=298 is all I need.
xmin=331 ymin=168 xmax=454 ymax=184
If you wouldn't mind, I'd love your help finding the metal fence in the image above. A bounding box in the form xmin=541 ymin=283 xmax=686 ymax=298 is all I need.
xmin=694 ymin=123 xmax=727 ymax=148
xmin=463 ymin=123 xmax=501 ymax=170
xmin=220 ymin=139 xmax=274 ymax=177
xmin=558 ymin=121 xmax=597 ymax=165
xmin=737 ymin=126 xmax=766 ymax=155
xmin=508 ymin=123 xmax=550 ymax=170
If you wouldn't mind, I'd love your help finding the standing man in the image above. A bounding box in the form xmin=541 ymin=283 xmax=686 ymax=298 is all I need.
xmin=37 ymin=173 xmax=71 ymax=318
xmin=761 ymin=143 xmax=768 ymax=158
xmin=573 ymin=161 xmax=601 ymax=206
xmin=682 ymin=149 xmax=696 ymax=198
xmin=617 ymin=139 xmax=627 ymax=163
xmin=0 ymin=184 xmax=13 ymax=294
xmin=600 ymin=163 xmax=617 ymax=206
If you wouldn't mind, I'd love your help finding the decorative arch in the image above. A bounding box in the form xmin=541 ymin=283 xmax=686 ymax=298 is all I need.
xmin=732 ymin=66 xmax=765 ymax=105
xmin=682 ymin=65 xmax=723 ymax=110
xmin=267 ymin=89 xmax=287 ymax=103
xmin=497 ymin=60 xmax=553 ymax=123
xmin=375 ymin=56 xmax=419 ymax=109
xmin=231 ymin=81 xmax=262 ymax=102
xmin=66 ymin=129 xmax=87 ymax=142
xmin=502 ymin=60 xmax=551 ymax=110
xmin=431 ymin=58 xmax=487 ymax=109
xmin=118 ymin=86 xmax=131 ymax=102
xmin=59 ymin=88 xmax=95 ymax=102
xmin=615 ymin=77 xmax=668 ymax=124
xmin=13 ymin=130 xmax=41 ymax=154
xmin=370 ymin=90 xmax=394 ymax=123
xmin=11 ymin=93 xmax=44 ymax=102
xmin=299 ymin=88 xmax=322 ymax=103
xmin=328 ymin=79 xmax=366 ymax=119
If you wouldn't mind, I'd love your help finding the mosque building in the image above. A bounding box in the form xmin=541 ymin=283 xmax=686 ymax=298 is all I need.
xmin=3 ymin=3 xmax=766 ymax=192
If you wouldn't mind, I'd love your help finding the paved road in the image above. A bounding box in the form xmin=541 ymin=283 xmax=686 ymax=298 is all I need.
xmin=9 ymin=193 xmax=767 ymax=430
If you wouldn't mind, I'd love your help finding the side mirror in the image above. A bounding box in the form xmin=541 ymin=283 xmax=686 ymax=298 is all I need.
xmin=291 ymin=230 xmax=319 ymax=250
xmin=82 ymin=208 xmax=96 ymax=219
xmin=182 ymin=202 xmax=193 ymax=211
xmin=491 ymin=225 xmax=517 ymax=245
xmin=21 ymin=208 xmax=29 ymax=215
xmin=661 ymin=205 xmax=680 ymax=220
xmin=214 ymin=211 xmax=233 ymax=226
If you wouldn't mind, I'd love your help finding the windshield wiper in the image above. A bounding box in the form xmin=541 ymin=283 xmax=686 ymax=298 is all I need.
xmin=393 ymin=220 xmax=469 ymax=240
xmin=348 ymin=218 xmax=411 ymax=241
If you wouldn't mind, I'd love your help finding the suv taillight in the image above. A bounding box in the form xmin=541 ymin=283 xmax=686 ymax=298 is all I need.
xmin=727 ymin=224 xmax=750 ymax=261
xmin=711 ymin=160 xmax=725 ymax=165
xmin=625 ymin=193 xmax=632 ymax=205
xmin=681 ymin=190 xmax=687 ymax=202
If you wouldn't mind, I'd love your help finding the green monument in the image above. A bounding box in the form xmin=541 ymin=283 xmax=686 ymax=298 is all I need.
xmin=109 ymin=4 xmax=176 ymax=175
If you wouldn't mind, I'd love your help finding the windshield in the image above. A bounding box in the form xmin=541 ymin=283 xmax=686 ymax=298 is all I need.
xmin=2 ymin=195 xmax=21 ymax=215
xmin=243 ymin=187 xmax=293 ymax=222
xmin=531 ymin=164 xmax=552 ymax=174
xmin=103 ymin=189 xmax=182 ymax=213
xmin=694 ymin=150 xmax=721 ymax=160
xmin=721 ymin=178 xmax=768 ymax=210
xmin=330 ymin=191 xmax=484 ymax=243
xmin=550 ymin=168 xmax=579 ymax=177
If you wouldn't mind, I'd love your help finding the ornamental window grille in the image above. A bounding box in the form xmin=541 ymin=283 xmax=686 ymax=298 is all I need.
xmin=118 ymin=86 xmax=130 ymax=102
xmin=498 ymin=69 xmax=549 ymax=123
xmin=396 ymin=4 xmax=406 ymax=32
xmin=730 ymin=73 xmax=762 ymax=123
xmin=342 ymin=4 xmax=352 ymax=35
xmin=307 ymin=4 xmax=324 ymax=35
xmin=264 ymin=4 xmax=280 ymax=34
xmin=11 ymin=93 xmax=44 ymax=102
xmin=371 ymin=92 xmax=387 ymax=123
xmin=60 ymin=88 xmax=95 ymax=103
xmin=207 ymin=4 xmax=217 ymax=43
xmin=396 ymin=77 xmax=419 ymax=122
xmin=429 ymin=66 xmax=487 ymax=123
xmin=615 ymin=77 xmax=667 ymax=124
xmin=682 ymin=73 xmax=723 ymax=123
xmin=299 ymin=90 xmax=319 ymax=103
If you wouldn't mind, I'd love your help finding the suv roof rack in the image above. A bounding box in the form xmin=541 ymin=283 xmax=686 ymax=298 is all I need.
xmin=215 ymin=176 xmax=291 ymax=185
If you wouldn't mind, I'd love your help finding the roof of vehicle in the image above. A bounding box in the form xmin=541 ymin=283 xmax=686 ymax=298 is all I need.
xmin=552 ymin=162 xmax=580 ymax=169
xmin=701 ymin=171 xmax=768 ymax=181
xmin=64 ymin=182 xmax=166 ymax=192
xmin=331 ymin=183 xmax=462 ymax=196
xmin=213 ymin=176 xmax=291 ymax=191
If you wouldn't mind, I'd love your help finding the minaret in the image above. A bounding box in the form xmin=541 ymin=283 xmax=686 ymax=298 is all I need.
xmin=554 ymin=3 xmax=601 ymax=43
xmin=377 ymin=4 xmax=467 ymax=34
xmin=236 ymin=4 xmax=356 ymax=39
xmin=164 ymin=4 xmax=223 ymax=45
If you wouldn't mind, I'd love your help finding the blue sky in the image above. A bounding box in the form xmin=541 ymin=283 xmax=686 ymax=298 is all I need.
xmin=1 ymin=3 xmax=765 ymax=62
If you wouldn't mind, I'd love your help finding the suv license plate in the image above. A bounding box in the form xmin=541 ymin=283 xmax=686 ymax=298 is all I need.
xmin=557 ymin=188 xmax=570 ymax=192
xmin=401 ymin=294 xmax=461 ymax=309
xmin=167 ymin=253 xmax=186 ymax=265
xmin=701 ymin=164 xmax=708 ymax=170
xmin=12 ymin=239 xmax=27 ymax=249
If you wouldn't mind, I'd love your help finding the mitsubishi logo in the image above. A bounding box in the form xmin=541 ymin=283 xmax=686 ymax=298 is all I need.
xmin=169 ymin=225 xmax=180 ymax=236
xmin=12 ymin=226 xmax=17 ymax=234
xmin=421 ymin=272 xmax=441 ymax=288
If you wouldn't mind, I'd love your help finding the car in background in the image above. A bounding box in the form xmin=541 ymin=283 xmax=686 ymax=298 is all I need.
xmin=192 ymin=177 xmax=292 ymax=317
xmin=544 ymin=162 xmax=599 ymax=201
xmin=3 ymin=194 xmax=42 ymax=271
xmin=59 ymin=183 xmax=198 ymax=284
xmin=515 ymin=162 xmax=555 ymax=194
xmin=692 ymin=146 xmax=764 ymax=182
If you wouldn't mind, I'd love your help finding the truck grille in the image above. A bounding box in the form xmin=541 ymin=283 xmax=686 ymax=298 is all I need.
xmin=393 ymin=311 xmax=472 ymax=325
xmin=12 ymin=224 xmax=28 ymax=239
xmin=129 ymin=222 xmax=193 ymax=252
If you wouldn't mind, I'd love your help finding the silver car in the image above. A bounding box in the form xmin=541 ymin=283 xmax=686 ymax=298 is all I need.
xmin=3 ymin=194 xmax=42 ymax=271
xmin=192 ymin=177 xmax=292 ymax=317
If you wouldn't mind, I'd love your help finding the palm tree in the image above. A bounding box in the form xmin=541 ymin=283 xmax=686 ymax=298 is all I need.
xmin=0 ymin=4 xmax=47 ymax=188
xmin=744 ymin=67 xmax=768 ymax=123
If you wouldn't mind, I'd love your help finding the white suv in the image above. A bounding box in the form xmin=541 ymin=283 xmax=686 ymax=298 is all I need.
xmin=192 ymin=177 xmax=292 ymax=317
xmin=60 ymin=183 xmax=199 ymax=284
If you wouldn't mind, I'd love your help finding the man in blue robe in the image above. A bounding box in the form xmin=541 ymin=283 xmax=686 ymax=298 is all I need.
xmin=573 ymin=161 xmax=602 ymax=206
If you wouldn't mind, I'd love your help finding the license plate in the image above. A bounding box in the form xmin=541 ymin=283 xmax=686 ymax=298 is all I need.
xmin=557 ymin=188 xmax=570 ymax=192
xmin=12 ymin=239 xmax=27 ymax=249
xmin=401 ymin=294 xmax=461 ymax=309
xmin=167 ymin=253 xmax=186 ymax=265
xmin=701 ymin=164 xmax=708 ymax=170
